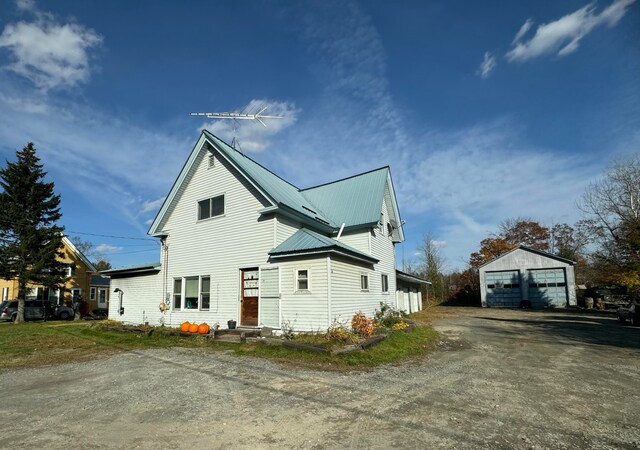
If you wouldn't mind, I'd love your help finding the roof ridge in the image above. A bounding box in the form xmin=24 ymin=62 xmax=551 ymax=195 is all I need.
xmin=300 ymin=166 xmax=389 ymax=191
xmin=203 ymin=130 xmax=302 ymax=191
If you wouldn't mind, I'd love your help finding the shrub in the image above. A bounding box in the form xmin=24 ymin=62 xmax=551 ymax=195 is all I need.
xmin=351 ymin=311 xmax=374 ymax=337
xmin=374 ymin=302 xmax=407 ymax=328
xmin=391 ymin=321 xmax=409 ymax=331
xmin=326 ymin=323 xmax=359 ymax=344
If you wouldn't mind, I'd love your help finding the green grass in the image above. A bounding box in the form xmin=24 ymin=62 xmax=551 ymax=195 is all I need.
xmin=0 ymin=321 xmax=222 ymax=371
xmin=0 ymin=321 xmax=440 ymax=372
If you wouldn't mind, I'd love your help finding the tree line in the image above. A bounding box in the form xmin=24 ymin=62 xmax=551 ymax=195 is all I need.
xmin=408 ymin=154 xmax=640 ymax=305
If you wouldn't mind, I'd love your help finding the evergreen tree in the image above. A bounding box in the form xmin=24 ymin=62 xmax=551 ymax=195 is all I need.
xmin=0 ymin=143 xmax=65 ymax=323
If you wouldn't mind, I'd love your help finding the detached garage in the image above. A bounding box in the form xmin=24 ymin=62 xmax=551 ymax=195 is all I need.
xmin=479 ymin=246 xmax=577 ymax=308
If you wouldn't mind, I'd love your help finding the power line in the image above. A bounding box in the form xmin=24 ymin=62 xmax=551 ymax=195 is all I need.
xmin=65 ymin=230 xmax=159 ymax=242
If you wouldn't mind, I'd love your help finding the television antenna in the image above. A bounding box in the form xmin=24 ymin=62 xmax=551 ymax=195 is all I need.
xmin=190 ymin=105 xmax=283 ymax=151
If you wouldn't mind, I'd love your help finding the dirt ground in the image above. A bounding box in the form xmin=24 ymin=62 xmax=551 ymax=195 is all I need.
xmin=2 ymin=307 xmax=639 ymax=449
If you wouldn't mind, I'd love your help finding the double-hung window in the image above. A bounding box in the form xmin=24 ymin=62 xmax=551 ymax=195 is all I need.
xmin=296 ymin=269 xmax=309 ymax=291
xmin=381 ymin=274 xmax=389 ymax=293
xmin=173 ymin=279 xmax=182 ymax=310
xmin=200 ymin=276 xmax=210 ymax=310
xmin=184 ymin=277 xmax=199 ymax=309
xmin=361 ymin=274 xmax=369 ymax=291
xmin=90 ymin=287 xmax=96 ymax=301
xmin=198 ymin=195 xmax=225 ymax=220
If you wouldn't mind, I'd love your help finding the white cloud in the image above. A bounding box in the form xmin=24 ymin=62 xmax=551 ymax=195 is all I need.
xmin=506 ymin=0 xmax=636 ymax=62
xmin=477 ymin=52 xmax=496 ymax=79
xmin=141 ymin=197 xmax=165 ymax=214
xmin=512 ymin=18 xmax=534 ymax=44
xmin=200 ymin=100 xmax=300 ymax=152
xmin=0 ymin=3 xmax=102 ymax=91
xmin=95 ymin=244 xmax=123 ymax=253
xmin=15 ymin=0 xmax=36 ymax=12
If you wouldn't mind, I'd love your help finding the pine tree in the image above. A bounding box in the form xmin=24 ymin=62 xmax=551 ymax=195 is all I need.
xmin=0 ymin=143 xmax=65 ymax=323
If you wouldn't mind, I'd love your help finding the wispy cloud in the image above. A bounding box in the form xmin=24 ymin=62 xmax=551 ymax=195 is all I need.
xmin=95 ymin=244 xmax=123 ymax=253
xmin=141 ymin=197 xmax=165 ymax=214
xmin=506 ymin=0 xmax=636 ymax=62
xmin=0 ymin=1 xmax=102 ymax=91
xmin=477 ymin=52 xmax=496 ymax=79
xmin=200 ymin=99 xmax=299 ymax=153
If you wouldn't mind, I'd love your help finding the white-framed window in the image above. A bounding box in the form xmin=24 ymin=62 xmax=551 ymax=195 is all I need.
xmin=296 ymin=269 xmax=309 ymax=291
xmin=66 ymin=266 xmax=75 ymax=277
xmin=200 ymin=276 xmax=210 ymax=311
xmin=198 ymin=195 xmax=225 ymax=220
xmin=1 ymin=287 xmax=8 ymax=301
xmin=173 ymin=276 xmax=211 ymax=310
xmin=184 ymin=276 xmax=199 ymax=309
xmin=90 ymin=287 xmax=96 ymax=300
xmin=361 ymin=274 xmax=369 ymax=291
xmin=208 ymin=153 xmax=215 ymax=169
xmin=173 ymin=278 xmax=182 ymax=310
xmin=381 ymin=274 xmax=389 ymax=293
xmin=98 ymin=288 xmax=107 ymax=306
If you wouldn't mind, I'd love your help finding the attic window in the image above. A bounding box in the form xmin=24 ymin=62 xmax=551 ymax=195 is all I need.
xmin=208 ymin=154 xmax=215 ymax=169
xmin=198 ymin=195 xmax=225 ymax=220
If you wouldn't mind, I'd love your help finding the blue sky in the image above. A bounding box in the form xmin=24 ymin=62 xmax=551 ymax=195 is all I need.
xmin=0 ymin=0 xmax=638 ymax=270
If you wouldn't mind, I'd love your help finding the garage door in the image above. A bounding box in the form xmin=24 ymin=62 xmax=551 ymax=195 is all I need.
xmin=485 ymin=270 xmax=521 ymax=307
xmin=527 ymin=269 xmax=567 ymax=307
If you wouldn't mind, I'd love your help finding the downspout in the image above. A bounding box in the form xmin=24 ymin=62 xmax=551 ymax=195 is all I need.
xmin=327 ymin=256 xmax=332 ymax=328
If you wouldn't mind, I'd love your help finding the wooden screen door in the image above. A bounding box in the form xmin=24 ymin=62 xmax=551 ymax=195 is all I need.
xmin=241 ymin=268 xmax=259 ymax=326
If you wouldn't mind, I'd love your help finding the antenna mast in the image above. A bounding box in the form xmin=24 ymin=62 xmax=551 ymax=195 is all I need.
xmin=190 ymin=106 xmax=283 ymax=151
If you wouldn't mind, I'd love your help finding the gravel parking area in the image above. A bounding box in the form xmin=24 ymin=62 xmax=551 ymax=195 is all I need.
xmin=2 ymin=307 xmax=639 ymax=449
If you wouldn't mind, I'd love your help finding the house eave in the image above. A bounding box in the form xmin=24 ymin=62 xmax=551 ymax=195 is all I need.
xmin=270 ymin=248 xmax=378 ymax=265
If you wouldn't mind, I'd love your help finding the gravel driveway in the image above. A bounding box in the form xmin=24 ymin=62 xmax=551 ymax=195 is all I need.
xmin=2 ymin=307 xmax=639 ymax=449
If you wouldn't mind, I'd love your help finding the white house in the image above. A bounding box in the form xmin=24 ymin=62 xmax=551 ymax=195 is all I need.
xmin=479 ymin=246 xmax=577 ymax=308
xmin=104 ymin=131 xmax=427 ymax=330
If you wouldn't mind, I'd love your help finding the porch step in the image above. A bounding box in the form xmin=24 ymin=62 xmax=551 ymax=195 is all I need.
xmin=214 ymin=328 xmax=261 ymax=338
xmin=215 ymin=334 xmax=243 ymax=344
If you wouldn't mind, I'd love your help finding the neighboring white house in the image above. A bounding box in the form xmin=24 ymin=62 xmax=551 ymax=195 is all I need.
xmin=479 ymin=246 xmax=577 ymax=308
xmin=104 ymin=130 xmax=426 ymax=331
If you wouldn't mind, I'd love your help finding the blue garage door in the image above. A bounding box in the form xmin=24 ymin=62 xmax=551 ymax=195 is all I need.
xmin=527 ymin=269 xmax=568 ymax=307
xmin=485 ymin=270 xmax=521 ymax=307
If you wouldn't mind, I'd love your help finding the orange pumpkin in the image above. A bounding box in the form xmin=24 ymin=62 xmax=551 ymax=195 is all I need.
xmin=198 ymin=323 xmax=210 ymax=335
xmin=189 ymin=323 xmax=199 ymax=333
xmin=180 ymin=322 xmax=191 ymax=332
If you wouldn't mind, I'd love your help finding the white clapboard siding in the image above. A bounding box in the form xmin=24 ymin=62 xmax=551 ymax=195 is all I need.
xmin=339 ymin=230 xmax=370 ymax=254
xmin=276 ymin=216 xmax=301 ymax=246
xmin=329 ymin=191 xmax=397 ymax=325
xmin=158 ymin=144 xmax=276 ymax=327
xmin=259 ymin=265 xmax=280 ymax=328
xmin=277 ymin=256 xmax=328 ymax=332
xmin=330 ymin=257 xmax=377 ymax=326
xmin=109 ymin=273 xmax=162 ymax=325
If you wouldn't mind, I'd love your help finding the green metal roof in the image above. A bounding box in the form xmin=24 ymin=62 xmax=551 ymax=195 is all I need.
xmin=203 ymin=131 xmax=331 ymax=226
xmin=150 ymin=131 xmax=404 ymax=241
xmin=301 ymin=167 xmax=389 ymax=228
xmin=269 ymin=228 xmax=378 ymax=263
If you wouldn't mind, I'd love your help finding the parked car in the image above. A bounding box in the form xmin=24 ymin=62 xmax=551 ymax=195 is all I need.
xmin=0 ymin=301 xmax=75 ymax=321
xmin=617 ymin=302 xmax=639 ymax=326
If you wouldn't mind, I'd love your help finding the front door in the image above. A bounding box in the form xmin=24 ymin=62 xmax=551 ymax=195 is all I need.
xmin=241 ymin=268 xmax=259 ymax=326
